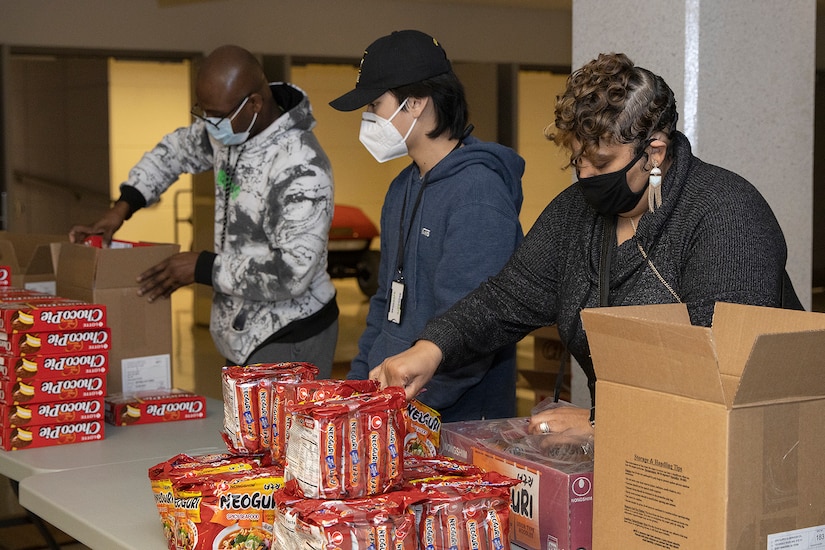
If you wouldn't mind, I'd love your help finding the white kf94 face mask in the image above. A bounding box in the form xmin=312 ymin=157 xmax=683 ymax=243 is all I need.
xmin=358 ymin=98 xmax=417 ymax=163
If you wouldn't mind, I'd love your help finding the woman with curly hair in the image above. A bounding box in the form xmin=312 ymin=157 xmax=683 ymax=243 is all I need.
xmin=370 ymin=52 xmax=798 ymax=435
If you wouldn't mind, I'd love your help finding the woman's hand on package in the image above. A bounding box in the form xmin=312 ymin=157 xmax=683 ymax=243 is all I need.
xmin=68 ymin=202 xmax=131 ymax=246
xmin=528 ymin=405 xmax=592 ymax=436
xmin=136 ymin=252 xmax=198 ymax=302
xmin=370 ymin=340 xmax=442 ymax=400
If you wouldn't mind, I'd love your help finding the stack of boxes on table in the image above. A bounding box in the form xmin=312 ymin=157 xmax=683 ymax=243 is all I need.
xmin=0 ymin=234 xmax=206 ymax=451
xmin=0 ymin=287 xmax=109 ymax=450
xmin=149 ymin=362 xmax=520 ymax=550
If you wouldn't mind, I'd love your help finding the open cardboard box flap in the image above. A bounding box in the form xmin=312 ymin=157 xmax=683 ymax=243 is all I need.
xmin=581 ymin=302 xmax=825 ymax=409
xmin=0 ymin=231 xmax=66 ymax=277
xmin=57 ymin=242 xmax=178 ymax=290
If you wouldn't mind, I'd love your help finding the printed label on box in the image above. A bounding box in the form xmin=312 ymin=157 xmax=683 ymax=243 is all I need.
xmin=23 ymin=281 xmax=56 ymax=295
xmin=768 ymin=524 xmax=825 ymax=550
xmin=473 ymin=447 xmax=542 ymax=550
xmin=0 ymin=267 xmax=10 ymax=287
xmin=121 ymin=354 xmax=171 ymax=394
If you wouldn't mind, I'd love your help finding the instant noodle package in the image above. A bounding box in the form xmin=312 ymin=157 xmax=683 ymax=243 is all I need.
xmin=221 ymin=362 xmax=380 ymax=461
xmin=149 ymin=362 xmax=518 ymax=549
xmin=221 ymin=362 xmax=318 ymax=456
xmin=149 ymin=451 xmax=277 ymax=550
xmin=272 ymin=457 xmax=519 ymax=550
xmin=284 ymin=386 xmax=407 ymax=499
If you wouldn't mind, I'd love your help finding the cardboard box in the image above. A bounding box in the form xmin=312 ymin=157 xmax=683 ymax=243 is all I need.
xmin=531 ymin=326 xmax=566 ymax=372
xmin=0 ymin=373 xmax=106 ymax=405
xmin=1 ymin=398 xmax=105 ymax=427
xmin=580 ymin=302 xmax=825 ymax=550
xmin=0 ymin=351 xmax=108 ymax=380
xmin=0 ymin=232 xmax=66 ymax=294
xmin=0 ymin=419 xmax=104 ymax=451
xmin=520 ymin=326 xmax=571 ymax=406
xmin=56 ymin=242 xmax=179 ymax=394
xmin=440 ymin=419 xmax=593 ymax=550
xmin=104 ymin=389 xmax=206 ymax=426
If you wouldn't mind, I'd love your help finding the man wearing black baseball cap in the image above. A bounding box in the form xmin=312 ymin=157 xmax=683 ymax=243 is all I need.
xmin=331 ymin=30 xmax=526 ymax=422
xmin=330 ymin=29 xmax=452 ymax=112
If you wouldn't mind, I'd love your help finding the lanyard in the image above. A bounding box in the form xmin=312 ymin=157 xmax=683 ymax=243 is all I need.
xmin=393 ymin=171 xmax=430 ymax=282
xmin=392 ymin=127 xmax=472 ymax=281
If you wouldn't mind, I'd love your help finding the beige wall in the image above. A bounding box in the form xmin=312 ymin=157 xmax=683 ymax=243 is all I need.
xmin=0 ymin=0 xmax=572 ymax=67
xmin=108 ymin=58 xmax=193 ymax=248
xmin=107 ymin=60 xmax=572 ymax=252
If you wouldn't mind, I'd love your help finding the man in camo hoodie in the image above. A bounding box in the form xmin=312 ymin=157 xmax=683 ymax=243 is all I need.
xmin=69 ymin=45 xmax=338 ymax=375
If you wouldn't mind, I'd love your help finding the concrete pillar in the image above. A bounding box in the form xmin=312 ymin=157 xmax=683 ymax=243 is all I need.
xmin=572 ymin=0 xmax=815 ymax=309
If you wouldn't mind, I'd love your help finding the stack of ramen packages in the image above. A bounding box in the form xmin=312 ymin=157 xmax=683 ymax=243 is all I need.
xmin=274 ymin=453 xmax=519 ymax=550
xmin=0 ymin=287 xmax=109 ymax=450
xmin=146 ymin=362 xmax=321 ymax=550
xmin=149 ymin=362 xmax=518 ymax=549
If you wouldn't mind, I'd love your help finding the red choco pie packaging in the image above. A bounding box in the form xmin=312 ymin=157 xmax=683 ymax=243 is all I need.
xmin=0 ymin=373 xmax=106 ymax=405
xmin=0 ymin=299 xmax=107 ymax=334
xmin=0 ymin=327 xmax=111 ymax=356
xmin=0 ymin=419 xmax=104 ymax=450
xmin=105 ymin=389 xmax=207 ymax=426
xmin=0 ymin=351 xmax=109 ymax=381
xmin=1 ymin=398 xmax=104 ymax=428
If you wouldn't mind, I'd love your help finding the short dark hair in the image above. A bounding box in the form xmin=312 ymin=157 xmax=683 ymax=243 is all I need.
xmin=390 ymin=71 xmax=468 ymax=140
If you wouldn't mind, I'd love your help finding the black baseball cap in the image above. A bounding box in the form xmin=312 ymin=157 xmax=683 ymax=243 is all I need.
xmin=329 ymin=30 xmax=452 ymax=112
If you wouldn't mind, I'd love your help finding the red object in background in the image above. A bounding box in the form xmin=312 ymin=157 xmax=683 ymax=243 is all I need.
xmin=327 ymin=205 xmax=381 ymax=297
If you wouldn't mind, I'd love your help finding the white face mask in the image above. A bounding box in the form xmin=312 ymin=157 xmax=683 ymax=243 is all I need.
xmin=358 ymin=98 xmax=417 ymax=163
xmin=205 ymin=96 xmax=257 ymax=146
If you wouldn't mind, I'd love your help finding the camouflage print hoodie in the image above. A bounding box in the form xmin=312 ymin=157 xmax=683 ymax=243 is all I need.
xmin=121 ymin=83 xmax=336 ymax=363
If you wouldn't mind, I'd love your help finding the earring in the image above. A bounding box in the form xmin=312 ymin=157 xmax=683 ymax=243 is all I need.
xmin=648 ymin=160 xmax=662 ymax=213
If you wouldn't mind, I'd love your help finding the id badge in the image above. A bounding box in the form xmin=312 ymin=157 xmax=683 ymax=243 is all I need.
xmin=388 ymin=279 xmax=405 ymax=324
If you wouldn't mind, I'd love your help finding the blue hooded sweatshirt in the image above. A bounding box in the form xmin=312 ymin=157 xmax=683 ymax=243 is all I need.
xmin=348 ymin=134 xmax=524 ymax=422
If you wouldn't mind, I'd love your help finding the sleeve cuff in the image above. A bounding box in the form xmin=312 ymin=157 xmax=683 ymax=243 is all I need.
xmin=194 ymin=251 xmax=217 ymax=286
xmin=116 ymin=186 xmax=147 ymax=220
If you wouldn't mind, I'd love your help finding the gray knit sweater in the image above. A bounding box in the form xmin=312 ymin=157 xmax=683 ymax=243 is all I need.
xmin=421 ymin=132 xmax=787 ymax=404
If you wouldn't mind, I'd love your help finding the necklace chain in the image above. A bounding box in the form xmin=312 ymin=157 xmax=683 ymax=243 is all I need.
xmin=629 ymin=216 xmax=682 ymax=303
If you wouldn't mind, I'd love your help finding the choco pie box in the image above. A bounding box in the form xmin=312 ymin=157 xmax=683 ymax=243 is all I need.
xmin=1 ymin=398 xmax=105 ymax=428
xmin=0 ymin=350 xmax=109 ymax=381
xmin=0 ymin=297 xmax=107 ymax=333
xmin=0 ymin=419 xmax=104 ymax=451
xmin=105 ymin=389 xmax=206 ymax=426
xmin=0 ymin=373 xmax=107 ymax=405
xmin=0 ymin=291 xmax=110 ymax=357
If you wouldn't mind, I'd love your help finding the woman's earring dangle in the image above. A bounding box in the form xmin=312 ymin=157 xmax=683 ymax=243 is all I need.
xmin=648 ymin=160 xmax=662 ymax=212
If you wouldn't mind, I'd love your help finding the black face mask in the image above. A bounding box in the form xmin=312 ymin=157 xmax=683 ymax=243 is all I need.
xmin=577 ymin=148 xmax=649 ymax=216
